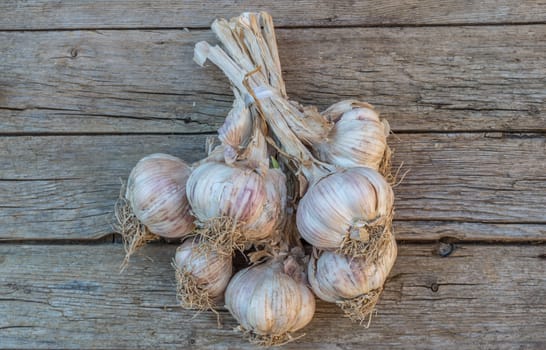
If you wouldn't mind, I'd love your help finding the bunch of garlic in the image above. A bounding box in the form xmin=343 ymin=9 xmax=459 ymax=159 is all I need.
xmin=115 ymin=10 xmax=399 ymax=347
xmin=195 ymin=11 xmax=398 ymax=326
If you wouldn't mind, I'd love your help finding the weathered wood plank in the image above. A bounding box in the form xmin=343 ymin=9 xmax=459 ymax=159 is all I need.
xmin=0 ymin=0 xmax=544 ymax=30
xmin=1 ymin=133 xmax=545 ymax=240
xmin=395 ymin=221 xmax=546 ymax=242
xmin=393 ymin=132 xmax=546 ymax=223
xmin=0 ymin=243 xmax=544 ymax=349
xmin=1 ymin=26 xmax=544 ymax=134
xmin=0 ymin=135 xmax=207 ymax=240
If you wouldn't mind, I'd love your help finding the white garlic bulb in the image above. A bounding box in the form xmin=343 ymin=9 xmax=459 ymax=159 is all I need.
xmin=308 ymin=232 xmax=397 ymax=321
xmin=126 ymin=153 xmax=194 ymax=238
xmin=173 ymin=238 xmax=232 ymax=309
xmin=225 ymin=254 xmax=315 ymax=345
xmin=296 ymin=167 xmax=394 ymax=257
xmin=316 ymin=100 xmax=389 ymax=170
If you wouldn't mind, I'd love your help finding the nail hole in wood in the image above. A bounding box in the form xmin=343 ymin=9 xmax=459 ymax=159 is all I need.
xmin=438 ymin=242 xmax=454 ymax=257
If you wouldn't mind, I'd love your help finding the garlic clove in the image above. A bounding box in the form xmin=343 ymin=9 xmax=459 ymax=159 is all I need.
xmin=290 ymin=283 xmax=316 ymax=332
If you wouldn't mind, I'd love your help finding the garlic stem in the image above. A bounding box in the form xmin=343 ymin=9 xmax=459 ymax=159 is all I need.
xmin=256 ymin=11 xmax=286 ymax=97
xmin=195 ymin=41 xmax=331 ymax=184
xmin=225 ymin=15 xmax=330 ymax=145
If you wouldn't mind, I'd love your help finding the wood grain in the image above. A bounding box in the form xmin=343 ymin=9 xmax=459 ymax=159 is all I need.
xmin=1 ymin=133 xmax=544 ymax=240
xmin=1 ymin=25 xmax=545 ymax=134
xmin=0 ymin=243 xmax=544 ymax=349
xmin=395 ymin=221 xmax=546 ymax=242
xmin=0 ymin=0 xmax=544 ymax=30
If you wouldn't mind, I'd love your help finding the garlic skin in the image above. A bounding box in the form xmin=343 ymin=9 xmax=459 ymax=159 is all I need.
xmin=296 ymin=167 xmax=393 ymax=251
xmin=307 ymin=232 xmax=397 ymax=303
xmin=316 ymin=101 xmax=389 ymax=170
xmin=126 ymin=153 xmax=194 ymax=238
xmin=218 ymin=97 xmax=253 ymax=164
xmin=225 ymin=257 xmax=315 ymax=340
xmin=174 ymin=238 xmax=232 ymax=305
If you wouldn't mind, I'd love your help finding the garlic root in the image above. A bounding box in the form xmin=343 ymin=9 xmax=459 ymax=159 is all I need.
xmin=114 ymin=189 xmax=159 ymax=272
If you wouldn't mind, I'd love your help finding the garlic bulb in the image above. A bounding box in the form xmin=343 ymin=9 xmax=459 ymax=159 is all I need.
xmin=126 ymin=153 xmax=194 ymax=238
xmin=187 ymin=161 xmax=266 ymax=226
xmin=296 ymin=167 xmax=394 ymax=258
xmin=187 ymin=100 xmax=287 ymax=252
xmin=186 ymin=161 xmax=286 ymax=252
xmin=173 ymin=238 xmax=232 ymax=310
xmin=315 ymin=100 xmax=389 ymax=170
xmin=225 ymin=253 xmax=315 ymax=345
xmin=308 ymin=231 xmax=397 ymax=322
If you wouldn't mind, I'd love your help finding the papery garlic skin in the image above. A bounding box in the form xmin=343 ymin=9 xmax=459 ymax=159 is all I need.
xmin=308 ymin=232 xmax=397 ymax=303
xmin=316 ymin=101 xmax=388 ymax=170
xmin=174 ymin=238 xmax=232 ymax=302
xmin=126 ymin=153 xmax=194 ymax=238
xmin=218 ymin=97 xmax=253 ymax=164
xmin=296 ymin=167 xmax=393 ymax=250
xmin=225 ymin=260 xmax=315 ymax=337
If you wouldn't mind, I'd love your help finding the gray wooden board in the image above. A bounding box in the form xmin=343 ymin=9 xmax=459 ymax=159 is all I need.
xmin=0 ymin=0 xmax=545 ymax=29
xmin=0 ymin=134 xmax=545 ymax=240
xmin=1 ymin=26 xmax=545 ymax=134
xmin=0 ymin=243 xmax=544 ymax=349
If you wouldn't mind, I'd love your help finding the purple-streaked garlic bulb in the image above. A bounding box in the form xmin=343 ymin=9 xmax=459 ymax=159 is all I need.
xmin=187 ymin=99 xmax=287 ymax=253
xmin=225 ymin=250 xmax=315 ymax=345
xmin=296 ymin=167 xmax=393 ymax=257
xmin=126 ymin=153 xmax=194 ymax=238
xmin=187 ymin=161 xmax=267 ymax=228
xmin=308 ymin=232 xmax=397 ymax=322
xmin=316 ymin=100 xmax=389 ymax=170
xmin=173 ymin=237 xmax=232 ymax=310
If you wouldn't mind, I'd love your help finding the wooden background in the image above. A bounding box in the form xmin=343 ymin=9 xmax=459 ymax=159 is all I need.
xmin=1 ymin=1 xmax=545 ymax=349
